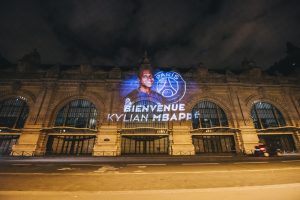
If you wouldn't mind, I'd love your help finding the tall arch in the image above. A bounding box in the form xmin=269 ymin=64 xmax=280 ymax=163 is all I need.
xmin=187 ymin=94 xmax=234 ymax=128
xmin=47 ymin=92 xmax=105 ymax=128
xmin=250 ymin=101 xmax=286 ymax=129
xmin=0 ymin=89 xmax=36 ymax=109
xmin=245 ymin=95 xmax=292 ymax=126
xmin=191 ymin=100 xmax=229 ymax=129
xmin=0 ymin=97 xmax=29 ymax=129
xmin=44 ymin=97 xmax=101 ymax=156
xmin=51 ymin=99 xmax=98 ymax=129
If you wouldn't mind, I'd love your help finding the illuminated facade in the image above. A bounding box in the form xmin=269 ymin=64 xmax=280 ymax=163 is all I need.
xmin=0 ymin=53 xmax=299 ymax=157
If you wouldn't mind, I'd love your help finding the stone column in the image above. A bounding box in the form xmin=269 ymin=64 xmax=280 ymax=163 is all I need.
xmin=230 ymin=87 xmax=260 ymax=155
xmin=293 ymin=130 xmax=300 ymax=151
xmin=11 ymin=82 xmax=57 ymax=156
xmin=227 ymin=86 xmax=257 ymax=154
xmin=93 ymin=125 xmax=120 ymax=156
xmin=283 ymin=87 xmax=300 ymax=127
xmin=33 ymin=83 xmax=58 ymax=155
xmin=93 ymin=80 xmax=121 ymax=156
xmin=11 ymin=124 xmax=41 ymax=156
xmin=233 ymin=130 xmax=243 ymax=154
xmin=238 ymin=125 xmax=259 ymax=154
xmin=171 ymin=124 xmax=195 ymax=156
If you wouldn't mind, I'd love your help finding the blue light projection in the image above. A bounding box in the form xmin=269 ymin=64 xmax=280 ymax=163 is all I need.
xmin=154 ymin=71 xmax=186 ymax=104
xmin=120 ymin=75 xmax=139 ymax=98
xmin=108 ymin=70 xmax=191 ymax=122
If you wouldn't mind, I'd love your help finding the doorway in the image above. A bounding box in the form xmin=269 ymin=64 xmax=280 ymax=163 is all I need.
xmin=121 ymin=135 xmax=169 ymax=155
xmin=46 ymin=135 xmax=96 ymax=155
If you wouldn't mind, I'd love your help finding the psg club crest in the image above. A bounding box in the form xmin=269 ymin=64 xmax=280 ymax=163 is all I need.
xmin=154 ymin=71 xmax=186 ymax=104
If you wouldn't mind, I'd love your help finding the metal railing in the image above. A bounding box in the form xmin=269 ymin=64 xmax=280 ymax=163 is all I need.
xmin=11 ymin=151 xmax=35 ymax=157
xmin=172 ymin=151 xmax=194 ymax=156
xmin=93 ymin=151 xmax=118 ymax=156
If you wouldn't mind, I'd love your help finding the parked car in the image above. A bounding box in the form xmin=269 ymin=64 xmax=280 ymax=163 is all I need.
xmin=254 ymin=144 xmax=269 ymax=157
xmin=254 ymin=144 xmax=282 ymax=157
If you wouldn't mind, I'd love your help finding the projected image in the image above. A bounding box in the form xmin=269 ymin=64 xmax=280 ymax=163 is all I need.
xmin=107 ymin=66 xmax=190 ymax=122
xmin=121 ymin=68 xmax=186 ymax=105
xmin=154 ymin=71 xmax=186 ymax=104
xmin=125 ymin=65 xmax=165 ymax=106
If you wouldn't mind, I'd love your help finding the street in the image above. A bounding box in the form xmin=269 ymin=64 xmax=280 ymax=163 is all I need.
xmin=0 ymin=156 xmax=300 ymax=199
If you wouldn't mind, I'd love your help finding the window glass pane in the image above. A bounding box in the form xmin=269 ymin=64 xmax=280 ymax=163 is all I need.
xmin=250 ymin=102 xmax=286 ymax=129
xmin=0 ymin=98 xmax=29 ymax=128
xmin=192 ymin=101 xmax=228 ymax=129
xmin=54 ymin=99 xmax=98 ymax=129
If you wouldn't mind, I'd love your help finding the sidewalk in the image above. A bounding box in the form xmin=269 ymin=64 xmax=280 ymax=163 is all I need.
xmin=1 ymin=184 xmax=300 ymax=200
xmin=1 ymin=154 xmax=300 ymax=164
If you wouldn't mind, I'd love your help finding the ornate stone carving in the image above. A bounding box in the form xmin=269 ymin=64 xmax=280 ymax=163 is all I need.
xmin=105 ymin=82 xmax=119 ymax=91
xmin=257 ymin=86 xmax=265 ymax=97
xmin=78 ymin=82 xmax=86 ymax=94
xmin=46 ymin=65 xmax=60 ymax=78
xmin=80 ymin=64 xmax=92 ymax=75
xmin=11 ymin=81 xmax=21 ymax=92
xmin=201 ymin=85 xmax=209 ymax=93
xmin=109 ymin=67 xmax=121 ymax=79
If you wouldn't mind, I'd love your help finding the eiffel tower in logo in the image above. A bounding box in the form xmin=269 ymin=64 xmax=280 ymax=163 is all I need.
xmin=158 ymin=77 xmax=178 ymax=98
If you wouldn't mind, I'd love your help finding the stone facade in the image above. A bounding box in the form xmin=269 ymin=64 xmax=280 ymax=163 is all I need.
xmin=0 ymin=59 xmax=299 ymax=157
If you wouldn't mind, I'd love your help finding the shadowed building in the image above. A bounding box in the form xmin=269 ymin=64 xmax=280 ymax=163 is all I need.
xmin=0 ymin=50 xmax=299 ymax=157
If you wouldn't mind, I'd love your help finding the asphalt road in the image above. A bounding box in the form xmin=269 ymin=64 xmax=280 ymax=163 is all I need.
xmin=0 ymin=156 xmax=300 ymax=200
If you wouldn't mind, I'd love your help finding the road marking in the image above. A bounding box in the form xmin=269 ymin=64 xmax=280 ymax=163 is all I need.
xmin=127 ymin=163 xmax=167 ymax=166
xmin=281 ymin=160 xmax=300 ymax=163
xmin=11 ymin=164 xmax=32 ymax=166
xmin=69 ymin=164 xmax=105 ymax=167
xmin=94 ymin=165 xmax=119 ymax=173
xmin=35 ymin=164 xmax=54 ymax=166
xmin=1 ymin=167 xmax=299 ymax=176
xmin=70 ymin=164 xmax=93 ymax=166
xmin=182 ymin=163 xmax=220 ymax=165
xmin=57 ymin=167 xmax=75 ymax=171
xmin=133 ymin=170 xmax=144 ymax=173
xmin=234 ymin=162 xmax=269 ymax=164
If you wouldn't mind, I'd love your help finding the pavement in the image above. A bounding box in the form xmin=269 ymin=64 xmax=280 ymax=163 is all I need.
xmin=1 ymin=153 xmax=300 ymax=164
xmin=1 ymin=154 xmax=300 ymax=200
xmin=1 ymin=184 xmax=300 ymax=200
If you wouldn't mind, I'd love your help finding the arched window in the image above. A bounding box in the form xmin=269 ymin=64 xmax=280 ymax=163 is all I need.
xmin=0 ymin=97 xmax=29 ymax=128
xmin=251 ymin=101 xmax=286 ymax=129
xmin=192 ymin=101 xmax=229 ymax=129
xmin=54 ymin=99 xmax=98 ymax=129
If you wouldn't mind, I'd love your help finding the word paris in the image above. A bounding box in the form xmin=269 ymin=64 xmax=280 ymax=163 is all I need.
xmin=107 ymin=103 xmax=192 ymax=122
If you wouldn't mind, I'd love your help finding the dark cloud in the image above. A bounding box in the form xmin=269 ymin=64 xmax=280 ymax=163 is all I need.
xmin=0 ymin=0 xmax=299 ymax=69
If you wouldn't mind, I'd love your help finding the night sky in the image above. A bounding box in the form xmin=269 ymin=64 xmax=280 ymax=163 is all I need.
xmin=0 ymin=0 xmax=299 ymax=69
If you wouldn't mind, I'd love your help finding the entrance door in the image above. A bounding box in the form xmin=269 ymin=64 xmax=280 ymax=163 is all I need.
xmin=0 ymin=135 xmax=19 ymax=155
xmin=258 ymin=134 xmax=296 ymax=152
xmin=121 ymin=135 xmax=169 ymax=155
xmin=192 ymin=135 xmax=236 ymax=153
xmin=46 ymin=135 xmax=96 ymax=155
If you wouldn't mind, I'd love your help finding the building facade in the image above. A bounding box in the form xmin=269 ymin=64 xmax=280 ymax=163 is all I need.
xmin=0 ymin=53 xmax=299 ymax=157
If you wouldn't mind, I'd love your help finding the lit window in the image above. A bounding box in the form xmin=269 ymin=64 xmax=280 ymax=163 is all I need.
xmin=251 ymin=101 xmax=286 ymax=129
xmin=192 ymin=101 xmax=228 ymax=129
xmin=0 ymin=97 xmax=29 ymax=128
xmin=54 ymin=99 xmax=98 ymax=129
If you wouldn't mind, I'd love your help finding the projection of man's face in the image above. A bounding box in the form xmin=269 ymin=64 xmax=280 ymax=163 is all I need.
xmin=139 ymin=69 xmax=154 ymax=93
